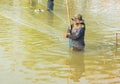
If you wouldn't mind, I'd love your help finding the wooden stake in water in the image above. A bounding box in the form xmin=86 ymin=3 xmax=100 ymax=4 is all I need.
xmin=116 ymin=33 xmax=118 ymax=51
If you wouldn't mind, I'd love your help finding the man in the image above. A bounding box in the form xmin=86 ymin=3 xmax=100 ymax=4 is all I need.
xmin=63 ymin=14 xmax=86 ymax=51
xmin=47 ymin=0 xmax=54 ymax=11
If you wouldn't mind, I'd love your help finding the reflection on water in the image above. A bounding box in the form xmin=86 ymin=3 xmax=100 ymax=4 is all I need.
xmin=67 ymin=50 xmax=85 ymax=82
xmin=0 ymin=0 xmax=120 ymax=84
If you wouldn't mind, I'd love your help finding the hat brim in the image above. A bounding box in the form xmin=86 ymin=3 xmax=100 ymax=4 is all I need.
xmin=71 ymin=18 xmax=75 ymax=21
xmin=71 ymin=18 xmax=84 ymax=23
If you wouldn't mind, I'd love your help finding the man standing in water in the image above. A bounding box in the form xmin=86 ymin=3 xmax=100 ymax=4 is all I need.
xmin=47 ymin=0 xmax=54 ymax=11
xmin=63 ymin=14 xmax=85 ymax=51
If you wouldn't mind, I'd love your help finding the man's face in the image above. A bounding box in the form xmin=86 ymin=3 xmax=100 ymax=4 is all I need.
xmin=74 ymin=19 xmax=80 ymax=24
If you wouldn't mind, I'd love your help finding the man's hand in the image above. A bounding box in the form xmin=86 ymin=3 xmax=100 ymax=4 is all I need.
xmin=62 ymin=34 xmax=67 ymax=38
xmin=62 ymin=33 xmax=70 ymax=38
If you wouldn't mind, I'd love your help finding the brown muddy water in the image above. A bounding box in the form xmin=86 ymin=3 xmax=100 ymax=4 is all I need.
xmin=0 ymin=0 xmax=120 ymax=84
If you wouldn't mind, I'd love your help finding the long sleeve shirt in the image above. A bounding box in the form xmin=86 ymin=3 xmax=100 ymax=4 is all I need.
xmin=67 ymin=25 xmax=85 ymax=49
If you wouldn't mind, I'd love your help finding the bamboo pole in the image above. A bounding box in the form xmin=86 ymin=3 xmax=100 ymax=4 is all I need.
xmin=29 ymin=0 xmax=32 ymax=7
xmin=66 ymin=1 xmax=71 ymax=84
xmin=37 ymin=0 xmax=40 ymax=8
xmin=72 ymin=0 xmax=74 ymax=17
xmin=66 ymin=0 xmax=71 ymax=29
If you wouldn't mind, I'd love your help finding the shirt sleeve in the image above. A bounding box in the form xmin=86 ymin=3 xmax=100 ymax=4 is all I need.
xmin=67 ymin=28 xmax=71 ymax=33
xmin=67 ymin=24 xmax=73 ymax=33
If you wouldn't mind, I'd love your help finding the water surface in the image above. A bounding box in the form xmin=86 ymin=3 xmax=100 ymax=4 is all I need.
xmin=0 ymin=0 xmax=120 ymax=84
